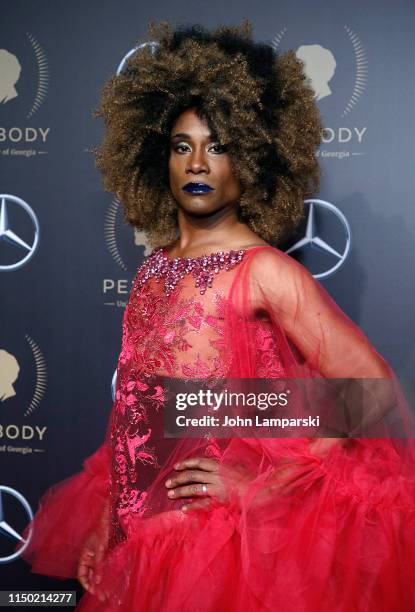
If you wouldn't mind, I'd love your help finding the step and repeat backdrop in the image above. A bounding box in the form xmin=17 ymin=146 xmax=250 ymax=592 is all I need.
xmin=1 ymin=0 xmax=414 ymax=593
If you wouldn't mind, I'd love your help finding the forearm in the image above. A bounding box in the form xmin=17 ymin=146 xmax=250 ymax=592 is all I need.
xmin=339 ymin=377 xmax=398 ymax=434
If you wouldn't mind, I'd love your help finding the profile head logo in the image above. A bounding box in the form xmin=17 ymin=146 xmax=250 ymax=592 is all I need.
xmin=0 ymin=49 xmax=22 ymax=104
xmin=0 ymin=34 xmax=49 ymax=118
xmin=102 ymin=42 xmax=158 ymax=271
xmin=0 ymin=337 xmax=47 ymax=417
xmin=105 ymin=198 xmax=152 ymax=271
xmin=0 ymin=350 xmax=20 ymax=401
xmin=296 ymin=45 xmax=336 ymax=102
xmin=272 ymin=25 xmax=368 ymax=117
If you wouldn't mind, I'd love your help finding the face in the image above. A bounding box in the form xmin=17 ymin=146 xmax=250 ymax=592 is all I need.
xmin=168 ymin=108 xmax=242 ymax=217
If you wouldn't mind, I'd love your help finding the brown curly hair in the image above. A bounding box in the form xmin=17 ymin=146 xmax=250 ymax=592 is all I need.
xmin=93 ymin=20 xmax=322 ymax=246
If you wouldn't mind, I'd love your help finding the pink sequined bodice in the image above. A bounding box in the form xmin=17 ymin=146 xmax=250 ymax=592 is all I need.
xmin=136 ymin=246 xmax=246 ymax=295
xmin=108 ymin=246 xmax=286 ymax=546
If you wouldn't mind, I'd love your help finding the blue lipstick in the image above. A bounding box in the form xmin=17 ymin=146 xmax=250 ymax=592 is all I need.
xmin=182 ymin=182 xmax=215 ymax=195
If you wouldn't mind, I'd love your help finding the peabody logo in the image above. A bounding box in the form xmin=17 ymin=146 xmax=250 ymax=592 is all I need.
xmin=272 ymin=25 xmax=368 ymax=159
xmin=0 ymin=194 xmax=40 ymax=271
xmin=103 ymin=198 xmax=152 ymax=307
xmin=284 ymin=199 xmax=351 ymax=279
xmin=0 ymin=486 xmax=33 ymax=564
xmin=0 ymin=32 xmax=51 ymax=157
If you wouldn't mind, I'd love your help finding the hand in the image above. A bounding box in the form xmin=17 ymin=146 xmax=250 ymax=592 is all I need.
xmin=77 ymin=530 xmax=107 ymax=601
xmin=165 ymin=456 xmax=251 ymax=512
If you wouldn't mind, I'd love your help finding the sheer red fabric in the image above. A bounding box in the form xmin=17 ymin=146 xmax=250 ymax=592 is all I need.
xmin=21 ymin=245 xmax=415 ymax=611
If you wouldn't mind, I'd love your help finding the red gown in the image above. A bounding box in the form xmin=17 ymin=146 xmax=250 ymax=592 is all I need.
xmin=21 ymin=245 xmax=415 ymax=611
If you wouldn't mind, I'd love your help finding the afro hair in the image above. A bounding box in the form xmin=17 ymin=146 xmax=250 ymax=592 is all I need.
xmin=93 ymin=20 xmax=323 ymax=246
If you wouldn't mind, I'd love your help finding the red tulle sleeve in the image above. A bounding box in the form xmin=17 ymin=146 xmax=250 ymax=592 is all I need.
xmin=226 ymin=246 xmax=415 ymax=439
xmin=228 ymin=245 xmax=392 ymax=377
xmin=214 ymin=246 xmax=415 ymax=610
xmin=20 ymin=443 xmax=111 ymax=579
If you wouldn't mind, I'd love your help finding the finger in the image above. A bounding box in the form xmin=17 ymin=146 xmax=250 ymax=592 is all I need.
xmin=96 ymin=543 xmax=105 ymax=560
xmin=94 ymin=544 xmax=106 ymax=583
xmin=166 ymin=469 xmax=214 ymax=489
xmin=77 ymin=557 xmax=94 ymax=590
xmin=78 ymin=568 xmax=89 ymax=592
xmin=174 ymin=457 xmax=219 ymax=472
xmin=182 ymin=498 xmax=212 ymax=512
xmin=167 ymin=483 xmax=212 ymax=499
xmin=79 ymin=569 xmax=94 ymax=594
xmin=78 ymin=546 xmax=101 ymax=594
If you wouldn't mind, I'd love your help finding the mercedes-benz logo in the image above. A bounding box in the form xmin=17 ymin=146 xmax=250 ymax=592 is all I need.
xmin=116 ymin=41 xmax=159 ymax=76
xmin=285 ymin=199 xmax=351 ymax=279
xmin=0 ymin=195 xmax=40 ymax=271
xmin=0 ymin=485 xmax=33 ymax=564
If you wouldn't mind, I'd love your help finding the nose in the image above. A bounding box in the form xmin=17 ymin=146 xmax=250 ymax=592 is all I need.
xmin=186 ymin=147 xmax=209 ymax=174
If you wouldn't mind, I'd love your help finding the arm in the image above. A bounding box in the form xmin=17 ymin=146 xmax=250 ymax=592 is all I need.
xmin=253 ymin=248 xmax=390 ymax=378
xmin=251 ymin=248 xmax=397 ymax=447
xmin=165 ymin=249 xmax=406 ymax=510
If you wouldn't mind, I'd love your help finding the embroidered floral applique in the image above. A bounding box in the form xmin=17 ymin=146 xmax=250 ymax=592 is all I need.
xmin=107 ymin=250 xmax=286 ymax=547
xmin=109 ymin=375 xmax=164 ymax=546
xmin=255 ymin=325 xmax=286 ymax=377
xmin=119 ymin=277 xmax=230 ymax=379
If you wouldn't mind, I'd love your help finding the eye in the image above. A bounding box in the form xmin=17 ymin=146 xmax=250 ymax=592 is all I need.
xmin=173 ymin=143 xmax=191 ymax=153
xmin=170 ymin=142 xmax=227 ymax=154
xmin=209 ymin=143 xmax=226 ymax=154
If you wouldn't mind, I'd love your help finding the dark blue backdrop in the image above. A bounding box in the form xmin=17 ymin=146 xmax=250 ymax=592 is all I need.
xmin=1 ymin=0 xmax=414 ymax=594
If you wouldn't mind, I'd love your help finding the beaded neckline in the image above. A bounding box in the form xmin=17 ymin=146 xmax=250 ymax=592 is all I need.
xmin=136 ymin=246 xmax=246 ymax=296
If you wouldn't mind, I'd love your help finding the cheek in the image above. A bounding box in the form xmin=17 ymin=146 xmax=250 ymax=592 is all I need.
xmin=215 ymin=159 xmax=238 ymax=184
xmin=220 ymin=164 xmax=241 ymax=194
xmin=168 ymin=158 xmax=180 ymax=185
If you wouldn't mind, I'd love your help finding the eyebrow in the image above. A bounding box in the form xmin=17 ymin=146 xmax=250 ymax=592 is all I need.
xmin=170 ymin=132 xmax=215 ymax=141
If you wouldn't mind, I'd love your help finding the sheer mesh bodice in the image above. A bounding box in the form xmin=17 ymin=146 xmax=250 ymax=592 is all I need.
xmin=118 ymin=246 xmax=286 ymax=379
xmin=109 ymin=246 xmax=286 ymax=546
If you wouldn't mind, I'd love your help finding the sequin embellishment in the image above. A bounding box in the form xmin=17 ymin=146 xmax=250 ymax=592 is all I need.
xmin=136 ymin=247 xmax=246 ymax=296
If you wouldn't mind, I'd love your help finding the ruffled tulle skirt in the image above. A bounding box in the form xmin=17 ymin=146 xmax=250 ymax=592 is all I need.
xmin=21 ymin=436 xmax=415 ymax=611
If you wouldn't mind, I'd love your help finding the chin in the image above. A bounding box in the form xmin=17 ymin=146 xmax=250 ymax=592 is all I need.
xmin=177 ymin=195 xmax=221 ymax=215
xmin=183 ymin=205 xmax=220 ymax=218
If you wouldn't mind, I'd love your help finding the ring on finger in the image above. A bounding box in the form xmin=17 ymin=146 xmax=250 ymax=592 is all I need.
xmin=201 ymin=483 xmax=208 ymax=495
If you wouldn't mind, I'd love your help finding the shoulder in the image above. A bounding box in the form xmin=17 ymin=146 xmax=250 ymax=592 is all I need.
xmin=245 ymin=245 xmax=314 ymax=292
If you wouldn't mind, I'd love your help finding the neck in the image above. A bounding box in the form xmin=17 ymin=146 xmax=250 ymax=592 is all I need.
xmin=171 ymin=204 xmax=260 ymax=256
